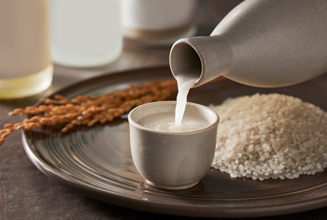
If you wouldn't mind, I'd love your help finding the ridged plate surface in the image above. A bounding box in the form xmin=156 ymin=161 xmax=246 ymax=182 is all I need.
xmin=22 ymin=67 xmax=327 ymax=218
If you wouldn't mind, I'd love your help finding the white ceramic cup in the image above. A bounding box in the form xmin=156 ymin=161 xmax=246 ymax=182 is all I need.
xmin=128 ymin=101 xmax=219 ymax=190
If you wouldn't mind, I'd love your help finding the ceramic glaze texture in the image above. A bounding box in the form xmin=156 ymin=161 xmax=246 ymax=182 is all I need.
xmin=128 ymin=101 xmax=219 ymax=190
xmin=170 ymin=0 xmax=327 ymax=88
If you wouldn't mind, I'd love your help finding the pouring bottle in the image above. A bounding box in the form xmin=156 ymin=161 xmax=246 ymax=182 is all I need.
xmin=169 ymin=0 xmax=327 ymax=88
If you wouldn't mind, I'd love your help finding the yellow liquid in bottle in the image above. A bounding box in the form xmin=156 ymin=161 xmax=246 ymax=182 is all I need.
xmin=0 ymin=0 xmax=52 ymax=99
xmin=0 ymin=64 xmax=53 ymax=99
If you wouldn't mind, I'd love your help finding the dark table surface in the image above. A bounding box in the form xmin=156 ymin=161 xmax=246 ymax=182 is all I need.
xmin=1 ymin=1 xmax=327 ymax=219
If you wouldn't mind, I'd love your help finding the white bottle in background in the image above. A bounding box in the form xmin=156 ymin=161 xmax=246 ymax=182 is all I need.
xmin=122 ymin=0 xmax=197 ymax=46
xmin=0 ymin=0 xmax=53 ymax=99
xmin=49 ymin=0 xmax=122 ymax=68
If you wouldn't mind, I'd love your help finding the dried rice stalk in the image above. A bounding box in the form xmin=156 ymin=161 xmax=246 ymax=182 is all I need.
xmin=0 ymin=79 xmax=177 ymax=145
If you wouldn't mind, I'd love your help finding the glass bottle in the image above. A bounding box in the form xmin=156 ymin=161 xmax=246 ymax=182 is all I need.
xmin=49 ymin=0 xmax=122 ymax=67
xmin=0 ymin=0 xmax=53 ymax=99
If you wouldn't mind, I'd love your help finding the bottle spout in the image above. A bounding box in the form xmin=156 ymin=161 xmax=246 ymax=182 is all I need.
xmin=169 ymin=35 xmax=232 ymax=87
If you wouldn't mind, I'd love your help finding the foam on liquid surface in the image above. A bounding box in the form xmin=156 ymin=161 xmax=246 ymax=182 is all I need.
xmin=139 ymin=74 xmax=204 ymax=132
xmin=139 ymin=112 xmax=209 ymax=132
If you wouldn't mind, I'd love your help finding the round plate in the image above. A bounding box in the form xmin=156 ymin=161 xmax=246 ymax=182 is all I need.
xmin=23 ymin=67 xmax=327 ymax=218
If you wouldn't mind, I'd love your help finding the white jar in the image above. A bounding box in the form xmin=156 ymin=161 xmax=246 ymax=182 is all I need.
xmin=122 ymin=0 xmax=197 ymax=46
xmin=0 ymin=0 xmax=53 ymax=99
xmin=49 ymin=0 xmax=122 ymax=67
xmin=170 ymin=0 xmax=327 ymax=88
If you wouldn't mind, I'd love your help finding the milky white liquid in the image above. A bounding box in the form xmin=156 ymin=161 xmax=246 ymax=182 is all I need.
xmin=174 ymin=75 xmax=197 ymax=126
xmin=139 ymin=112 xmax=209 ymax=132
xmin=139 ymin=75 xmax=201 ymax=132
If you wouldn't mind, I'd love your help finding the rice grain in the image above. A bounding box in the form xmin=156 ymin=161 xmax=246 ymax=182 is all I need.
xmin=210 ymin=93 xmax=327 ymax=180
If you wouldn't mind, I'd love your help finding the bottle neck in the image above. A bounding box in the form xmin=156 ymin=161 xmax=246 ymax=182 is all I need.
xmin=169 ymin=35 xmax=232 ymax=87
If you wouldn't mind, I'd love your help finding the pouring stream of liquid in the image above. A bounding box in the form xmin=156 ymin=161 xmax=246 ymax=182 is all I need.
xmin=174 ymin=75 xmax=197 ymax=127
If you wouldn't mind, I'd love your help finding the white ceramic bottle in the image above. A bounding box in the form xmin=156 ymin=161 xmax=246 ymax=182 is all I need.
xmin=0 ymin=0 xmax=53 ymax=99
xmin=170 ymin=0 xmax=327 ymax=88
xmin=49 ymin=0 xmax=122 ymax=67
xmin=122 ymin=0 xmax=197 ymax=46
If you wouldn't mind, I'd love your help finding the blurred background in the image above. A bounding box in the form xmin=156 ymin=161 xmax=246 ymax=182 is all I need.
xmin=0 ymin=0 xmax=243 ymax=102
xmin=48 ymin=0 xmax=243 ymax=97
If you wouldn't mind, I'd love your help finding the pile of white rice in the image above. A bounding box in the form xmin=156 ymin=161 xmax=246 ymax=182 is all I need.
xmin=210 ymin=93 xmax=327 ymax=180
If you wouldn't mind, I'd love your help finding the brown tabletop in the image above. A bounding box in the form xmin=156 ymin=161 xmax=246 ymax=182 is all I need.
xmin=1 ymin=1 xmax=327 ymax=219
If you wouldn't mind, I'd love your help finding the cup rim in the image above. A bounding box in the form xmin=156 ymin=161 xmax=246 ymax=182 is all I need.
xmin=128 ymin=101 xmax=219 ymax=135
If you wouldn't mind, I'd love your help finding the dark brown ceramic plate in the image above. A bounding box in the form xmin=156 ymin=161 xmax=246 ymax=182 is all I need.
xmin=22 ymin=67 xmax=327 ymax=218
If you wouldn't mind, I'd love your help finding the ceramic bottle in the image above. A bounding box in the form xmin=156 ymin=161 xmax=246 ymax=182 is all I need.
xmin=169 ymin=0 xmax=327 ymax=88
xmin=122 ymin=0 xmax=197 ymax=46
